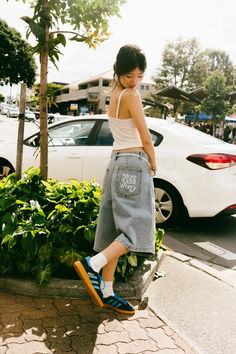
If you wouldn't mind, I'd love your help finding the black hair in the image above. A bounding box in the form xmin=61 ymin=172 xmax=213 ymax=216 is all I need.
xmin=113 ymin=44 xmax=147 ymax=79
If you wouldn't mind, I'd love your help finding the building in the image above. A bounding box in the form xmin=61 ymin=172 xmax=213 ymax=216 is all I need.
xmin=54 ymin=70 xmax=155 ymax=115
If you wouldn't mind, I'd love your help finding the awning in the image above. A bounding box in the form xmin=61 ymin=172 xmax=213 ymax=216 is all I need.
xmin=185 ymin=113 xmax=209 ymax=121
xmin=156 ymin=86 xmax=201 ymax=104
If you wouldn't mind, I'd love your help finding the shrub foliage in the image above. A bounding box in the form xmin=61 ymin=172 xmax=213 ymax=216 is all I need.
xmin=0 ymin=168 xmax=164 ymax=286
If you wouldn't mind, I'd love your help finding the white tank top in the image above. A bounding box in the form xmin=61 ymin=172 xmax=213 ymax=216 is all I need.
xmin=108 ymin=89 xmax=143 ymax=150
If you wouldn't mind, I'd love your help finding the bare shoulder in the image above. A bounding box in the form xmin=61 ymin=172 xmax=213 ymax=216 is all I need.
xmin=123 ymin=88 xmax=141 ymax=102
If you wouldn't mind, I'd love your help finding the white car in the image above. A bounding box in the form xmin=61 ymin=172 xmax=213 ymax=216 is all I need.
xmin=25 ymin=110 xmax=36 ymax=120
xmin=7 ymin=106 xmax=19 ymax=118
xmin=0 ymin=115 xmax=236 ymax=226
xmin=0 ymin=103 xmax=11 ymax=115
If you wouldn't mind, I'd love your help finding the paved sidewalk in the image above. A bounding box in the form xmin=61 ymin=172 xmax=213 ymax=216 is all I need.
xmin=0 ymin=291 xmax=197 ymax=354
xmin=146 ymin=252 xmax=236 ymax=353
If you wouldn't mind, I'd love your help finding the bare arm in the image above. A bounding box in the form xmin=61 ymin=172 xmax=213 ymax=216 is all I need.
xmin=124 ymin=90 xmax=157 ymax=173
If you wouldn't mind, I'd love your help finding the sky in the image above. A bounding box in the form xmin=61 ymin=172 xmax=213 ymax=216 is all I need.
xmin=1 ymin=0 xmax=236 ymax=98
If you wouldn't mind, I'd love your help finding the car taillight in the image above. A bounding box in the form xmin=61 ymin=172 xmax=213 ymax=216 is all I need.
xmin=187 ymin=153 xmax=236 ymax=170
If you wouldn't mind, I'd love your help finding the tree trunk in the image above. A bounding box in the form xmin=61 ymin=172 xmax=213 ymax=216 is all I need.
xmin=15 ymin=83 xmax=26 ymax=181
xmin=212 ymin=118 xmax=215 ymax=137
xmin=39 ymin=0 xmax=49 ymax=180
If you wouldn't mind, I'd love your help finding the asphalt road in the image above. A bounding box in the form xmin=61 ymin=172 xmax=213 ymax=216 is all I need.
xmin=163 ymin=214 xmax=236 ymax=270
xmin=0 ymin=115 xmax=38 ymax=141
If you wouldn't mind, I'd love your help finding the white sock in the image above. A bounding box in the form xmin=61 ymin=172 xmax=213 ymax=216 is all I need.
xmin=102 ymin=281 xmax=114 ymax=298
xmin=90 ymin=252 xmax=107 ymax=273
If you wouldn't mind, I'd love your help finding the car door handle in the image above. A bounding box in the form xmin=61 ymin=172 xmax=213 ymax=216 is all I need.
xmin=68 ymin=154 xmax=81 ymax=159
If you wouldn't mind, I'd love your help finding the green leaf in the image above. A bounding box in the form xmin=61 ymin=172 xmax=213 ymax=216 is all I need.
xmin=56 ymin=33 xmax=66 ymax=46
xmin=1 ymin=234 xmax=14 ymax=247
xmin=55 ymin=204 xmax=70 ymax=212
xmin=17 ymin=260 xmax=31 ymax=274
xmin=38 ymin=244 xmax=52 ymax=263
xmin=128 ymin=253 xmax=138 ymax=267
xmin=84 ymin=228 xmax=95 ymax=244
xmin=57 ymin=248 xmax=82 ymax=267
xmin=36 ymin=263 xmax=52 ymax=286
xmin=59 ymin=224 xmax=73 ymax=233
xmin=31 ymin=213 xmax=45 ymax=225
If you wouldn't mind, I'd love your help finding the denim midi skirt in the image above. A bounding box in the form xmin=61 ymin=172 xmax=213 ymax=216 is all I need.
xmin=94 ymin=151 xmax=156 ymax=255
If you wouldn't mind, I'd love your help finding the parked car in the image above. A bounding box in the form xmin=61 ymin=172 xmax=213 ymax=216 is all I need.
xmin=48 ymin=113 xmax=70 ymax=124
xmin=0 ymin=103 xmax=11 ymax=115
xmin=7 ymin=106 xmax=19 ymax=118
xmin=25 ymin=109 xmax=36 ymax=120
xmin=0 ymin=115 xmax=236 ymax=226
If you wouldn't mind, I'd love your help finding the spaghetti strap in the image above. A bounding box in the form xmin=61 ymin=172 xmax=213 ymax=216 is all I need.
xmin=116 ymin=88 xmax=127 ymax=118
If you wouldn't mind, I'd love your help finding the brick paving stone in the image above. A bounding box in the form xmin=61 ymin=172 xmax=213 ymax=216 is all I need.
xmin=126 ymin=308 xmax=155 ymax=321
xmin=21 ymin=309 xmax=58 ymax=320
xmin=34 ymin=298 xmax=56 ymax=311
xmin=116 ymin=338 xmax=158 ymax=353
xmin=122 ymin=319 xmax=150 ymax=341
xmin=53 ymin=300 xmax=77 ymax=316
xmin=0 ymin=294 xmax=16 ymax=305
xmin=97 ymin=323 xmax=106 ymax=334
xmin=171 ymin=334 xmax=198 ymax=354
xmin=103 ymin=318 xmax=124 ymax=332
xmin=6 ymin=340 xmax=52 ymax=354
xmin=71 ymin=334 xmax=97 ymax=354
xmin=162 ymin=325 xmax=175 ymax=336
xmin=93 ymin=344 xmax=118 ymax=354
xmin=97 ymin=309 xmax=120 ymax=322
xmin=146 ymin=328 xmax=177 ymax=349
xmin=22 ymin=319 xmax=42 ymax=331
xmin=71 ymin=299 xmax=92 ymax=306
xmin=15 ymin=295 xmax=36 ymax=306
xmin=42 ymin=315 xmax=80 ymax=329
xmin=23 ymin=327 xmax=47 ymax=342
xmin=0 ymin=332 xmax=26 ymax=345
xmin=1 ymin=312 xmax=21 ymax=323
xmin=95 ymin=330 xmax=130 ymax=346
xmin=47 ymin=331 xmax=72 ymax=352
xmin=65 ymin=322 xmax=99 ymax=337
xmin=138 ymin=316 xmax=164 ymax=329
xmin=148 ymin=349 xmax=185 ymax=354
xmin=2 ymin=303 xmax=38 ymax=313
xmin=55 ymin=303 xmax=78 ymax=315
xmin=74 ymin=304 xmax=96 ymax=322
xmin=0 ymin=320 xmax=23 ymax=334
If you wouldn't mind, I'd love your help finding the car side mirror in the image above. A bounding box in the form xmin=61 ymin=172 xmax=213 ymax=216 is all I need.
xmin=26 ymin=134 xmax=40 ymax=147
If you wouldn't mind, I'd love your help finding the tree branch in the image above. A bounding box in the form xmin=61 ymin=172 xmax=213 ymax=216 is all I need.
xmin=50 ymin=30 xmax=87 ymax=39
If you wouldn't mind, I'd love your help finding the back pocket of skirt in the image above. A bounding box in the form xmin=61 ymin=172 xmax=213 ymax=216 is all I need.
xmin=117 ymin=169 xmax=141 ymax=197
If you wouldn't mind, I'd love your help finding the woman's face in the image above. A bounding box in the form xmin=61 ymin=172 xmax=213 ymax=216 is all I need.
xmin=119 ymin=67 xmax=144 ymax=89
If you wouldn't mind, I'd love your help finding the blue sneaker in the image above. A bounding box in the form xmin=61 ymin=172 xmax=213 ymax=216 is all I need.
xmin=103 ymin=293 xmax=135 ymax=314
xmin=74 ymin=257 xmax=104 ymax=307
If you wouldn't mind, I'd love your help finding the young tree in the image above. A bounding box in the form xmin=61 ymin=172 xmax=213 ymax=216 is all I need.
xmin=0 ymin=18 xmax=36 ymax=180
xmin=7 ymin=0 xmax=126 ymax=180
xmin=200 ymin=71 xmax=231 ymax=136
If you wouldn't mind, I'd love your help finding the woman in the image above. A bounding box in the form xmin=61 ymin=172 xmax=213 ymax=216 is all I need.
xmin=74 ymin=44 xmax=157 ymax=315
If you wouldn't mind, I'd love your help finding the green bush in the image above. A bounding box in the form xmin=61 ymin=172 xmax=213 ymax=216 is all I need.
xmin=0 ymin=168 xmax=164 ymax=286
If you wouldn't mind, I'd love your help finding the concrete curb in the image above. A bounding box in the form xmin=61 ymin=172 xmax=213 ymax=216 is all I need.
xmin=0 ymin=250 xmax=165 ymax=300
xmin=166 ymin=251 xmax=236 ymax=288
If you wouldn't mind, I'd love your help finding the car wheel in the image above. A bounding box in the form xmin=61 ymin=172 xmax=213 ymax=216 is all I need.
xmin=0 ymin=161 xmax=15 ymax=180
xmin=154 ymin=180 xmax=182 ymax=227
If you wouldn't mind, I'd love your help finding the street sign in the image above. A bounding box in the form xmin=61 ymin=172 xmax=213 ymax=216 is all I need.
xmin=70 ymin=103 xmax=78 ymax=110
